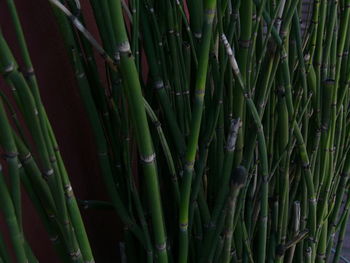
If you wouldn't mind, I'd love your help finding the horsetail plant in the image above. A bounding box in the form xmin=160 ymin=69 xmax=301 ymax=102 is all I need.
xmin=2 ymin=0 xmax=350 ymax=262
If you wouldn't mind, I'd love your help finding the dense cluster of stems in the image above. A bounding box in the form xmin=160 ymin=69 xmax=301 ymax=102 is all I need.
xmin=2 ymin=0 xmax=350 ymax=262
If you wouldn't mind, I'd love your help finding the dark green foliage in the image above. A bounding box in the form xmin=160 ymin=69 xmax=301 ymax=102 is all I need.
xmin=1 ymin=0 xmax=350 ymax=262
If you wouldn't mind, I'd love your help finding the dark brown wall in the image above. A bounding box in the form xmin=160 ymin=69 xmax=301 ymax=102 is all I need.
xmin=0 ymin=1 xmax=122 ymax=262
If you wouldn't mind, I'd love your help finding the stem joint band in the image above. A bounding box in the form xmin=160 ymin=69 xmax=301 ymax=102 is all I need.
xmin=140 ymin=153 xmax=156 ymax=164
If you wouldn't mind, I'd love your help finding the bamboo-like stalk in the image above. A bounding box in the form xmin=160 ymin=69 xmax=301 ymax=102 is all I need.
xmin=0 ymin=98 xmax=27 ymax=263
xmin=107 ymin=0 xmax=168 ymax=261
xmin=232 ymin=0 xmax=252 ymax=167
xmin=177 ymin=0 xmax=217 ymax=262
xmin=221 ymin=166 xmax=246 ymax=263
xmin=3 ymin=0 xmax=350 ymax=262
xmin=222 ymin=31 xmax=270 ymax=263
xmin=199 ymin=118 xmax=240 ymax=261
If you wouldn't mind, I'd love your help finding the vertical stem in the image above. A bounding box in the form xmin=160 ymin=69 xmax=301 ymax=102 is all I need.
xmin=178 ymin=0 xmax=217 ymax=261
xmin=108 ymin=0 xmax=168 ymax=261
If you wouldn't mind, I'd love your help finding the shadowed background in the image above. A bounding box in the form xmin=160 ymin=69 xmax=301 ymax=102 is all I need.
xmin=0 ymin=1 xmax=123 ymax=262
